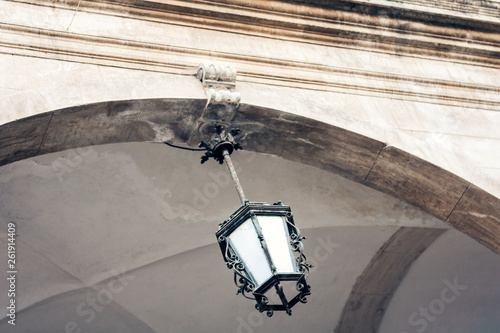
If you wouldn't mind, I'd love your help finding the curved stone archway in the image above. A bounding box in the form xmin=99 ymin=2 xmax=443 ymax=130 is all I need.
xmin=1 ymin=0 xmax=500 ymax=331
xmin=1 ymin=98 xmax=498 ymax=253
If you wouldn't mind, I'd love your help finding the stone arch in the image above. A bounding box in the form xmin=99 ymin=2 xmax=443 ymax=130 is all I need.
xmin=1 ymin=98 xmax=498 ymax=253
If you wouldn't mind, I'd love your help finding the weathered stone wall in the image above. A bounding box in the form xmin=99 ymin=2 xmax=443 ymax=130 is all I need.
xmin=1 ymin=0 xmax=499 ymax=195
xmin=1 ymin=2 xmax=500 ymax=331
xmin=1 ymin=0 xmax=500 ymax=251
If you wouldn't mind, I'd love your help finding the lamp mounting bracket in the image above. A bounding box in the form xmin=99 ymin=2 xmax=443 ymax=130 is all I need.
xmin=199 ymin=124 xmax=243 ymax=164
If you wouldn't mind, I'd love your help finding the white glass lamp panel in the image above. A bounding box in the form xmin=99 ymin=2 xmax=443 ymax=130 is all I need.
xmin=227 ymin=218 xmax=273 ymax=287
xmin=257 ymin=215 xmax=297 ymax=274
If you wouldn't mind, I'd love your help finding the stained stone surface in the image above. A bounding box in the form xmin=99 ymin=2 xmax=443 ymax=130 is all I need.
xmin=1 ymin=1 xmax=500 ymax=331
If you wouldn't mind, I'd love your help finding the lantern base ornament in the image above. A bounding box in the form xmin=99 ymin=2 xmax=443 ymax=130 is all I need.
xmin=254 ymin=274 xmax=311 ymax=317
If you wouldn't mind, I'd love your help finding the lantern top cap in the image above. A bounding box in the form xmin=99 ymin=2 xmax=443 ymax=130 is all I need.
xmin=217 ymin=201 xmax=293 ymax=233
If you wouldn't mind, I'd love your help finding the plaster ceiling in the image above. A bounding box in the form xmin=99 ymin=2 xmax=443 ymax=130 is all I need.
xmin=0 ymin=142 xmax=498 ymax=332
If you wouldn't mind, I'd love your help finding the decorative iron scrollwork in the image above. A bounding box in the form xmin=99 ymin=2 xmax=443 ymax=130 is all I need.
xmin=286 ymin=212 xmax=313 ymax=277
xmin=218 ymin=235 xmax=256 ymax=300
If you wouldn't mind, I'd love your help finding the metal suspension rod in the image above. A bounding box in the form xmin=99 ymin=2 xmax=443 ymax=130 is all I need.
xmin=222 ymin=149 xmax=247 ymax=205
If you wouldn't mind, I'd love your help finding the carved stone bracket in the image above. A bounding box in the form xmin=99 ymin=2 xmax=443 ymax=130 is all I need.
xmin=191 ymin=63 xmax=242 ymax=147
xmin=196 ymin=63 xmax=241 ymax=106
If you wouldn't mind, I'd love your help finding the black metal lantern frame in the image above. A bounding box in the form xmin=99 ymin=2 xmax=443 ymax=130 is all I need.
xmin=198 ymin=124 xmax=312 ymax=316
xmin=216 ymin=202 xmax=311 ymax=317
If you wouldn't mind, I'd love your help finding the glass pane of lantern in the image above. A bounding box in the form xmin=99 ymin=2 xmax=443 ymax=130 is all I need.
xmin=228 ymin=218 xmax=273 ymax=287
xmin=258 ymin=215 xmax=297 ymax=274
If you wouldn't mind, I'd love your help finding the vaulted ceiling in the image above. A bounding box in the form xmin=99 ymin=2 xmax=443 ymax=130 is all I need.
xmin=0 ymin=142 xmax=499 ymax=332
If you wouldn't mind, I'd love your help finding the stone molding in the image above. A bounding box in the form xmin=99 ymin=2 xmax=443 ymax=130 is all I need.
xmin=1 ymin=20 xmax=500 ymax=114
xmin=5 ymin=0 xmax=499 ymax=67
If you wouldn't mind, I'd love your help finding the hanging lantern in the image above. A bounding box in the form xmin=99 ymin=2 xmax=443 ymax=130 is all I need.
xmin=216 ymin=201 xmax=311 ymax=316
xmin=199 ymin=124 xmax=312 ymax=316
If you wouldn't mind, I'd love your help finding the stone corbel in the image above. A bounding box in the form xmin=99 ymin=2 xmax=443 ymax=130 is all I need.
xmin=196 ymin=63 xmax=241 ymax=106
xmin=189 ymin=63 xmax=241 ymax=146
